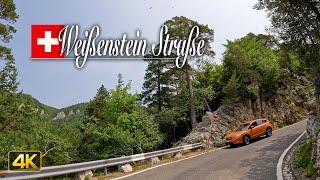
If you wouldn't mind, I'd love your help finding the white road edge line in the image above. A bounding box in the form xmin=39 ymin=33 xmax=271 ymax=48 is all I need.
xmin=111 ymin=146 xmax=227 ymax=180
xmin=276 ymin=130 xmax=306 ymax=180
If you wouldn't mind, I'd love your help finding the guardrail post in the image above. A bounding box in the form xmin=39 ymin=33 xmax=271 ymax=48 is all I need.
xmin=104 ymin=167 xmax=108 ymax=175
xmin=76 ymin=170 xmax=93 ymax=180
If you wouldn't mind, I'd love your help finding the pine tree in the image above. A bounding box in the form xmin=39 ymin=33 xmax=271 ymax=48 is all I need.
xmin=222 ymin=73 xmax=240 ymax=104
xmin=96 ymin=84 xmax=109 ymax=99
xmin=116 ymin=73 xmax=124 ymax=89
xmin=0 ymin=0 xmax=18 ymax=93
xmin=0 ymin=0 xmax=20 ymax=133
xmin=142 ymin=17 xmax=214 ymax=128
xmin=141 ymin=51 xmax=173 ymax=111
xmin=85 ymin=84 xmax=109 ymax=123
xmin=0 ymin=58 xmax=18 ymax=92
xmin=163 ymin=16 xmax=215 ymax=127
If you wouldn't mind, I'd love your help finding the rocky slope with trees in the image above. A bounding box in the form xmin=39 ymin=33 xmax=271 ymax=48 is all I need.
xmin=180 ymin=75 xmax=314 ymax=146
xmin=255 ymin=0 xmax=320 ymax=177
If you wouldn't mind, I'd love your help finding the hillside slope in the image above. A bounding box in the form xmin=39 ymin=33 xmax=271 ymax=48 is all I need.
xmin=17 ymin=93 xmax=88 ymax=121
xmin=17 ymin=93 xmax=58 ymax=118
xmin=52 ymin=103 xmax=87 ymax=120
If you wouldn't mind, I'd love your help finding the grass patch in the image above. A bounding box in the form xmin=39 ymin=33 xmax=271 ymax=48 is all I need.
xmin=277 ymin=121 xmax=287 ymax=128
xmin=305 ymin=162 xmax=316 ymax=177
xmin=294 ymin=140 xmax=317 ymax=177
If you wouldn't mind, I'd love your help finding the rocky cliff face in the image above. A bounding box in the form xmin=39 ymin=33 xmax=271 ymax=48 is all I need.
xmin=306 ymin=103 xmax=320 ymax=174
xmin=53 ymin=111 xmax=66 ymax=120
xmin=53 ymin=109 xmax=82 ymax=120
xmin=179 ymin=75 xmax=315 ymax=147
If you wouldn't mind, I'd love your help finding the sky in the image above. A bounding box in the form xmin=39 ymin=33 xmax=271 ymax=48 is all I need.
xmin=9 ymin=0 xmax=270 ymax=108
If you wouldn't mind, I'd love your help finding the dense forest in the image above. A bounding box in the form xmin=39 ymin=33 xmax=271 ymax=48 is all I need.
xmin=0 ymin=0 xmax=319 ymax=175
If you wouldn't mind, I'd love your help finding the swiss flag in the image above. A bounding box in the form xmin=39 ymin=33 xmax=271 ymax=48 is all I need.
xmin=31 ymin=25 xmax=65 ymax=58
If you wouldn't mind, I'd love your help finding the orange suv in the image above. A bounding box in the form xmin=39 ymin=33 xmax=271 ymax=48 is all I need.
xmin=225 ymin=119 xmax=274 ymax=147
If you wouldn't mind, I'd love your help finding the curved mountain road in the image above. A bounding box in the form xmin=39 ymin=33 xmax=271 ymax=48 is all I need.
xmin=121 ymin=120 xmax=306 ymax=180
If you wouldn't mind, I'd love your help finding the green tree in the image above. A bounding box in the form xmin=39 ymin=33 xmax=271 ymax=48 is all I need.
xmin=141 ymin=51 xmax=174 ymax=111
xmin=0 ymin=0 xmax=20 ymax=133
xmin=141 ymin=17 xmax=215 ymax=145
xmin=117 ymin=110 xmax=163 ymax=153
xmin=116 ymin=73 xmax=124 ymax=89
xmin=0 ymin=0 xmax=76 ymax=168
xmin=222 ymin=73 xmax=241 ymax=104
xmin=0 ymin=0 xmax=18 ymax=93
xmin=222 ymin=33 xmax=280 ymax=102
xmin=194 ymin=62 xmax=224 ymax=111
xmin=255 ymin=0 xmax=320 ymax=101
xmin=85 ymin=84 xmax=109 ymax=122
xmin=255 ymin=0 xmax=320 ymax=175
xmin=80 ymin=79 xmax=163 ymax=160
xmin=163 ymin=16 xmax=215 ymax=127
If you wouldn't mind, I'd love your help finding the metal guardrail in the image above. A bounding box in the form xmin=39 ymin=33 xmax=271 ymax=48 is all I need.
xmin=1 ymin=143 xmax=203 ymax=180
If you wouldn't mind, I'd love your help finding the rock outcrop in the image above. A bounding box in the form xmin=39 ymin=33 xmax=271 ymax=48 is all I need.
xmin=179 ymin=75 xmax=314 ymax=147
xmin=53 ymin=111 xmax=66 ymax=120
xmin=149 ymin=157 xmax=160 ymax=166
xmin=119 ymin=164 xmax=133 ymax=173
xmin=52 ymin=109 xmax=83 ymax=120
xmin=306 ymin=104 xmax=320 ymax=175
xmin=68 ymin=110 xmax=74 ymax=116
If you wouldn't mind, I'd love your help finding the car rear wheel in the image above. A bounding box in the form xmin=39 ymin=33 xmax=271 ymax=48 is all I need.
xmin=266 ymin=127 xmax=272 ymax=137
xmin=243 ymin=135 xmax=250 ymax=145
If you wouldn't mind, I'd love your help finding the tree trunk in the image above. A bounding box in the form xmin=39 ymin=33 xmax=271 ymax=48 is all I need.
xmin=186 ymin=68 xmax=197 ymax=127
xmin=157 ymin=61 xmax=162 ymax=112
xmin=258 ymin=90 xmax=264 ymax=117
xmin=315 ymin=64 xmax=320 ymax=104
xmin=204 ymin=98 xmax=212 ymax=112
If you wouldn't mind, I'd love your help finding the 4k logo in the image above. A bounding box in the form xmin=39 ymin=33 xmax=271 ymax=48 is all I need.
xmin=8 ymin=151 xmax=42 ymax=171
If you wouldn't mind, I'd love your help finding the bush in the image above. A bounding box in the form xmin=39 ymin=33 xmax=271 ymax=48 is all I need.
xmin=222 ymin=73 xmax=240 ymax=104
xmin=294 ymin=140 xmax=317 ymax=177
xmin=117 ymin=110 xmax=164 ymax=153
xmin=294 ymin=141 xmax=312 ymax=168
xmin=305 ymin=162 xmax=316 ymax=177
xmin=80 ymin=82 xmax=163 ymax=160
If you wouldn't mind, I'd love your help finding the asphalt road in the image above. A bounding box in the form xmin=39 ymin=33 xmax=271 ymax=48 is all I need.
xmin=122 ymin=120 xmax=306 ymax=180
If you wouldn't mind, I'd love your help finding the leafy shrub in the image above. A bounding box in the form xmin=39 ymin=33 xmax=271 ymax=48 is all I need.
xmin=80 ymin=81 xmax=163 ymax=160
xmin=294 ymin=141 xmax=312 ymax=168
xmin=305 ymin=162 xmax=316 ymax=177
xmin=294 ymin=140 xmax=316 ymax=177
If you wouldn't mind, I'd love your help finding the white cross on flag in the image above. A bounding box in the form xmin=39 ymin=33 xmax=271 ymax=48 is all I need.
xmin=31 ymin=25 xmax=65 ymax=58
